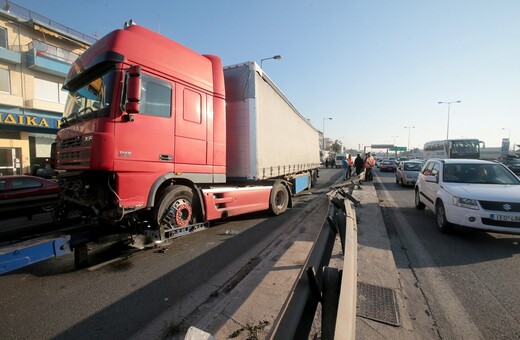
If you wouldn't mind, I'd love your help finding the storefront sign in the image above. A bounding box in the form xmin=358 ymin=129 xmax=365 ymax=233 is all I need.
xmin=0 ymin=112 xmax=61 ymax=129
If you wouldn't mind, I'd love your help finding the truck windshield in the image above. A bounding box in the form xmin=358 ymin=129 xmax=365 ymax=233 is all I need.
xmin=61 ymin=69 xmax=117 ymax=127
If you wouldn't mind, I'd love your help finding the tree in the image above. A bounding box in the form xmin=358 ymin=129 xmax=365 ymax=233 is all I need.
xmin=331 ymin=140 xmax=342 ymax=153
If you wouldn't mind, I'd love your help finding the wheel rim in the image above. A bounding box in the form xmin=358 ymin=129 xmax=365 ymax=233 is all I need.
xmin=168 ymin=198 xmax=192 ymax=227
xmin=275 ymin=189 xmax=286 ymax=208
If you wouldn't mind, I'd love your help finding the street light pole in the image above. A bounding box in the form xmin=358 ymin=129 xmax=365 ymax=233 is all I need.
xmin=260 ymin=55 xmax=282 ymax=69
xmin=438 ymin=100 xmax=461 ymax=139
xmin=390 ymin=135 xmax=399 ymax=146
xmin=322 ymin=117 xmax=332 ymax=150
xmin=404 ymin=126 xmax=415 ymax=152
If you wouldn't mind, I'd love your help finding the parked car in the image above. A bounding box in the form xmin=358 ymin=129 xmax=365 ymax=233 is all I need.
xmin=396 ymin=161 xmax=423 ymax=186
xmin=414 ymin=159 xmax=520 ymax=234
xmin=379 ymin=160 xmax=397 ymax=172
xmin=0 ymin=175 xmax=60 ymax=219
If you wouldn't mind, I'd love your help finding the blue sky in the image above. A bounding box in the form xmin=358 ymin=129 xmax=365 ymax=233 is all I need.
xmin=14 ymin=0 xmax=520 ymax=151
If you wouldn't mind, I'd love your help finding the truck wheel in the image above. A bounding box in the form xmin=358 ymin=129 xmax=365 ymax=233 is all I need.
xmin=269 ymin=181 xmax=289 ymax=215
xmin=154 ymin=185 xmax=197 ymax=229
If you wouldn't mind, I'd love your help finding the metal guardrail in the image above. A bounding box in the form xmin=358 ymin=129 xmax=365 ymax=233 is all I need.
xmin=268 ymin=182 xmax=359 ymax=339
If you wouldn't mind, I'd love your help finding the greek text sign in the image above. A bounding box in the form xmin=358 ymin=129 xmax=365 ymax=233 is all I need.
xmin=0 ymin=112 xmax=61 ymax=129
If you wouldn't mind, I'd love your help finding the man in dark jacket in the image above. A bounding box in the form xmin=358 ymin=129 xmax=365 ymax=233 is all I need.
xmin=354 ymin=154 xmax=363 ymax=175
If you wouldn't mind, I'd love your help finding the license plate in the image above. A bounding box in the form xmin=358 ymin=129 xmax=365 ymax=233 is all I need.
xmin=491 ymin=214 xmax=520 ymax=222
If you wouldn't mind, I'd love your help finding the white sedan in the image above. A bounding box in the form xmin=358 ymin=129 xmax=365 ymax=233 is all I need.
xmin=414 ymin=159 xmax=520 ymax=234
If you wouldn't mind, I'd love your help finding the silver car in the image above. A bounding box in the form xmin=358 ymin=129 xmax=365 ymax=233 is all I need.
xmin=396 ymin=161 xmax=423 ymax=186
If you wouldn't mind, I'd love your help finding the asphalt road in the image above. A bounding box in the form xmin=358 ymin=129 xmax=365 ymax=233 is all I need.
xmin=375 ymin=167 xmax=520 ymax=339
xmin=0 ymin=167 xmax=343 ymax=340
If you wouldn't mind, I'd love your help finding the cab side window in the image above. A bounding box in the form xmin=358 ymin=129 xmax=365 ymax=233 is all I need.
xmin=139 ymin=74 xmax=172 ymax=118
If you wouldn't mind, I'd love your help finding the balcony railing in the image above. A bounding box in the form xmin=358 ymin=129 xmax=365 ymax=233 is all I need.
xmin=1 ymin=0 xmax=97 ymax=45
xmin=30 ymin=41 xmax=79 ymax=64
xmin=26 ymin=41 xmax=75 ymax=77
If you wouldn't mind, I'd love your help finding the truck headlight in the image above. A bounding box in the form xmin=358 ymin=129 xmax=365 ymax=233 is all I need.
xmin=452 ymin=197 xmax=479 ymax=210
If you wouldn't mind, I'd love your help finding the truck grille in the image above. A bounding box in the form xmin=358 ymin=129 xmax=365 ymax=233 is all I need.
xmin=55 ymin=136 xmax=91 ymax=168
xmin=61 ymin=136 xmax=83 ymax=148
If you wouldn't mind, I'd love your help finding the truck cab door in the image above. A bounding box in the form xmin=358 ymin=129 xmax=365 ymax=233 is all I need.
xmin=174 ymin=85 xmax=211 ymax=174
xmin=115 ymin=73 xmax=174 ymax=173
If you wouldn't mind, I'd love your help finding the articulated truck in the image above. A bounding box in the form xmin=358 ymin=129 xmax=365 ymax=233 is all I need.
xmin=51 ymin=22 xmax=320 ymax=242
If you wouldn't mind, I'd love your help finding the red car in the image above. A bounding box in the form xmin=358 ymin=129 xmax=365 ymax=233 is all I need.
xmin=379 ymin=160 xmax=397 ymax=172
xmin=0 ymin=175 xmax=60 ymax=219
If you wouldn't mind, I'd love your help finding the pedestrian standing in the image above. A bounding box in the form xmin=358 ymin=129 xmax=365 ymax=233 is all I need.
xmin=342 ymin=157 xmax=349 ymax=180
xmin=347 ymin=154 xmax=353 ymax=179
xmin=354 ymin=153 xmax=363 ymax=176
xmin=364 ymin=152 xmax=375 ymax=181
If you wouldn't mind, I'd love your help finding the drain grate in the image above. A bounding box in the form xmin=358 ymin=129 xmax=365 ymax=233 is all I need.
xmin=356 ymin=282 xmax=400 ymax=326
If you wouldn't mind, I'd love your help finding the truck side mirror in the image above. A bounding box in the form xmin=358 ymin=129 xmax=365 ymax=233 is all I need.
xmin=125 ymin=65 xmax=141 ymax=115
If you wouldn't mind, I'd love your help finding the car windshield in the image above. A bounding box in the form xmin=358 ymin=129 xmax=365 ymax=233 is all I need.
xmin=404 ymin=162 xmax=422 ymax=171
xmin=61 ymin=69 xmax=117 ymax=127
xmin=443 ymin=163 xmax=520 ymax=184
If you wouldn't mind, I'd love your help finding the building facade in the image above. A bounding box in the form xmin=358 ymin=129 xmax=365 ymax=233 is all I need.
xmin=0 ymin=0 xmax=94 ymax=175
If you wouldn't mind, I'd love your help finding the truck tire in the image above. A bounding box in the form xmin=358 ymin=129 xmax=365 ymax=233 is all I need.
xmin=269 ymin=181 xmax=289 ymax=215
xmin=153 ymin=185 xmax=197 ymax=229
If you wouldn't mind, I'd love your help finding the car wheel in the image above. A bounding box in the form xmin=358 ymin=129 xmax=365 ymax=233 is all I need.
xmin=414 ymin=188 xmax=425 ymax=210
xmin=435 ymin=201 xmax=452 ymax=233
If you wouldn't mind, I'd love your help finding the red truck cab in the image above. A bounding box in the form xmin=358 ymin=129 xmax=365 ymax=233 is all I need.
xmin=53 ymin=23 xmax=229 ymax=226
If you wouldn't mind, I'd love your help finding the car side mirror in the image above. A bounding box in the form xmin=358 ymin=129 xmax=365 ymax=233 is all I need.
xmin=425 ymin=175 xmax=438 ymax=184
